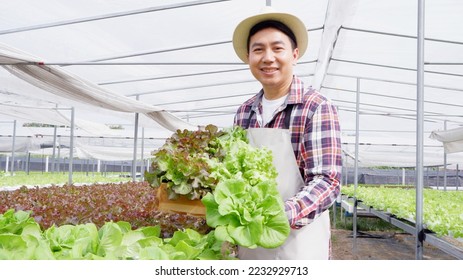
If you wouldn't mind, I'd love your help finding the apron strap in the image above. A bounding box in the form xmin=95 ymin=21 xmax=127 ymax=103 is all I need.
xmin=283 ymin=104 xmax=294 ymax=130
xmin=246 ymin=103 xmax=294 ymax=129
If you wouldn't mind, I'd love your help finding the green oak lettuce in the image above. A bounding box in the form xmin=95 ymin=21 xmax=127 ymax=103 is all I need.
xmin=202 ymin=179 xmax=290 ymax=249
xmin=201 ymin=126 xmax=288 ymax=249
xmin=206 ymin=128 xmax=278 ymax=186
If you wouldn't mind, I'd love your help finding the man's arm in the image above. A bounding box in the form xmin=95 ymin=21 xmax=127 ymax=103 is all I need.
xmin=285 ymin=100 xmax=342 ymax=229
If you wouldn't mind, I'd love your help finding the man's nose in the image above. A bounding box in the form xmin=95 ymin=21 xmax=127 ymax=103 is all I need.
xmin=262 ymin=49 xmax=275 ymax=62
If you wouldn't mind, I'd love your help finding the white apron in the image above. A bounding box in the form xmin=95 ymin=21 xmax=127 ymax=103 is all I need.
xmin=237 ymin=128 xmax=331 ymax=260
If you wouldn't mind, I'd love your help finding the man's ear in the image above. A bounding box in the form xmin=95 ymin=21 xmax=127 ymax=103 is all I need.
xmin=292 ymin=48 xmax=300 ymax=65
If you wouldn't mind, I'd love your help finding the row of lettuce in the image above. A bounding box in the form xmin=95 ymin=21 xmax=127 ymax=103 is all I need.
xmin=0 ymin=209 xmax=232 ymax=260
xmin=1 ymin=125 xmax=290 ymax=259
xmin=342 ymin=185 xmax=463 ymax=238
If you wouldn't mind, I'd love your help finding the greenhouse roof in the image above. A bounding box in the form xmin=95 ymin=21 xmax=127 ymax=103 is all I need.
xmin=1 ymin=0 xmax=463 ymax=167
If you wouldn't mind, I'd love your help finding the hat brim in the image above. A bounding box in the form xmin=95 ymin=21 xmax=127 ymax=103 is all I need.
xmin=232 ymin=8 xmax=308 ymax=63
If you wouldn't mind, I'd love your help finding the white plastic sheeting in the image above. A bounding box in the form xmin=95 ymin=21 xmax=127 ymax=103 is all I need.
xmin=0 ymin=104 xmax=120 ymax=136
xmin=0 ymin=123 xmax=167 ymax=160
xmin=0 ymin=43 xmax=197 ymax=132
xmin=73 ymin=142 xmax=152 ymax=161
xmin=430 ymin=127 xmax=463 ymax=154
xmin=0 ymin=0 xmax=462 ymax=166
xmin=0 ymin=137 xmax=40 ymax=153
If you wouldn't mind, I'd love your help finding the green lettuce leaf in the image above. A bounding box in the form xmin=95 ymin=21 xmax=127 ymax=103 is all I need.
xmin=202 ymin=179 xmax=290 ymax=249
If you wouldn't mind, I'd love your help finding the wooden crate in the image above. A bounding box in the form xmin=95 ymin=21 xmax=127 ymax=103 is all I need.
xmin=156 ymin=183 xmax=206 ymax=216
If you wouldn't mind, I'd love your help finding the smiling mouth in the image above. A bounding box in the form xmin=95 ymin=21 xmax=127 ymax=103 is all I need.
xmin=261 ymin=68 xmax=278 ymax=73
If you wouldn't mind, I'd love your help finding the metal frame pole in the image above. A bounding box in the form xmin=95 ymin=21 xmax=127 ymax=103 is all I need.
xmin=443 ymin=120 xmax=447 ymax=191
xmin=51 ymin=104 xmax=59 ymax=173
xmin=11 ymin=120 xmax=17 ymax=175
xmin=415 ymin=0 xmax=425 ymax=260
xmin=457 ymin=164 xmax=460 ymax=191
xmin=353 ymin=78 xmax=361 ymax=252
xmin=402 ymin=168 xmax=406 ymax=185
xmin=68 ymin=107 xmax=75 ymax=185
xmin=132 ymin=112 xmax=139 ymax=182
xmin=131 ymin=96 xmax=140 ymax=182
xmin=140 ymin=127 xmax=145 ymax=181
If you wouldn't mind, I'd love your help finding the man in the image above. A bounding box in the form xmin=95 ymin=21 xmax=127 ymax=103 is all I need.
xmin=232 ymin=7 xmax=342 ymax=259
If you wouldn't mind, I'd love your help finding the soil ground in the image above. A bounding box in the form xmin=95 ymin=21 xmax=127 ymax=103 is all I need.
xmin=330 ymin=228 xmax=459 ymax=260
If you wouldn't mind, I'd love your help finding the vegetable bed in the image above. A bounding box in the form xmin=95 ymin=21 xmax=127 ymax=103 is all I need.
xmin=0 ymin=182 xmax=226 ymax=259
xmin=0 ymin=182 xmax=209 ymax=237
xmin=341 ymin=185 xmax=463 ymax=238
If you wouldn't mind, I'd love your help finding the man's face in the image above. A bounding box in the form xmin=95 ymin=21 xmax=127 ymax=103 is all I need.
xmin=247 ymin=27 xmax=299 ymax=94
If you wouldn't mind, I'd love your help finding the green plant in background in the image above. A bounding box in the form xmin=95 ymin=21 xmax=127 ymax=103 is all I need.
xmin=341 ymin=185 xmax=463 ymax=238
xmin=0 ymin=172 xmax=131 ymax=188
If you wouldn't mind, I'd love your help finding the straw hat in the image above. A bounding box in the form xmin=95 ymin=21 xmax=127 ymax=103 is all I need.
xmin=232 ymin=6 xmax=308 ymax=63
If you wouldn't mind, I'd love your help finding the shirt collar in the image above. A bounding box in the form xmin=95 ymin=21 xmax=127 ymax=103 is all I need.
xmin=251 ymin=75 xmax=305 ymax=111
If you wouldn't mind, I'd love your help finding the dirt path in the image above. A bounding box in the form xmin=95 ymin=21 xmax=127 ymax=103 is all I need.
xmin=331 ymin=229 xmax=458 ymax=260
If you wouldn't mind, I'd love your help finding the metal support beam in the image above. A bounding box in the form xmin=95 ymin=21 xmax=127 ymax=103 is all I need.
xmin=443 ymin=120 xmax=448 ymax=191
xmin=140 ymin=127 xmax=145 ymax=181
xmin=0 ymin=0 xmax=231 ymax=35
xmin=353 ymin=78 xmax=361 ymax=252
xmin=415 ymin=0 xmax=425 ymax=260
xmin=51 ymin=125 xmax=57 ymax=173
xmin=11 ymin=120 xmax=16 ymax=175
xmin=132 ymin=96 xmax=140 ymax=182
xmin=68 ymin=107 xmax=75 ymax=185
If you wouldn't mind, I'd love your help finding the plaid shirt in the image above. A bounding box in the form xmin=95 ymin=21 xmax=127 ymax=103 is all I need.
xmin=234 ymin=76 xmax=342 ymax=229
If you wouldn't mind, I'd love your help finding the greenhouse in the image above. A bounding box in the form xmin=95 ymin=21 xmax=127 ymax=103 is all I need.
xmin=1 ymin=0 xmax=463 ymax=263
